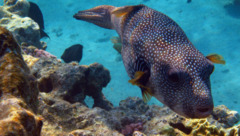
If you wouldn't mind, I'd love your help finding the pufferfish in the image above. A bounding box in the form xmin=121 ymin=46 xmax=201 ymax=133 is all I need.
xmin=73 ymin=4 xmax=225 ymax=118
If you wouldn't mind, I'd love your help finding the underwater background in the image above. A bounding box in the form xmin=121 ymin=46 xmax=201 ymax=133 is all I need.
xmin=1 ymin=0 xmax=239 ymax=113
xmin=1 ymin=0 xmax=240 ymax=135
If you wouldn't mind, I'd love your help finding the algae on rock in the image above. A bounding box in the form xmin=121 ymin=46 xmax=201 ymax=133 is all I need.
xmin=0 ymin=26 xmax=42 ymax=136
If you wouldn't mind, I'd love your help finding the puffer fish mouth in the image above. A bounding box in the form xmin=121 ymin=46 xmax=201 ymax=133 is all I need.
xmin=193 ymin=104 xmax=214 ymax=118
xmin=73 ymin=11 xmax=102 ymax=19
xmin=172 ymin=103 xmax=213 ymax=118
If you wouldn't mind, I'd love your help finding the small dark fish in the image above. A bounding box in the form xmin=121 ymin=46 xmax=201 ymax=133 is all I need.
xmin=29 ymin=2 xmax=49 ymax=38
xmin=61 ymin=44 xmax=83 ymax=63
xmin=73 ymin=5 xmax=225 ymax=118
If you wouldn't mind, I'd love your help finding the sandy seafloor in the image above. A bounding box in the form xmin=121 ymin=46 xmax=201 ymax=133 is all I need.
xmin=3 ymin=0 xmax=240 ymax=113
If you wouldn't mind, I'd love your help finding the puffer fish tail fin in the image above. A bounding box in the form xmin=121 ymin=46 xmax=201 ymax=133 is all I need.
xmin=206 ymin=53 xmax=226 ymax=65
xmin=111 ymin=5 xmax=144 ymax=17
xmin=129 ymin=71 xmax=152 ymax=103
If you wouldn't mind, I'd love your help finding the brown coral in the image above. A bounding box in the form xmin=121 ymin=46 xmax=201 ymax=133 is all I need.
xmin=0 ymin=26 xmax=42 ymax=136
xmin=170 ymin=116 xmax=240 ymax=136
xmin=0 ymin=98 xmax=43 ymax=136
xmin=0 ymin=26 xmax=38 ymax=112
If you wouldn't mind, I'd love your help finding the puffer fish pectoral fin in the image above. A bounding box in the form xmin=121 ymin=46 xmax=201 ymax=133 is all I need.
xmin=111 ymin=36 xmax=122 ymax=53
xmin=206 ymin=53 xmax=226 ymax=65
xmin=140 ymin=87 xmax=152 ymax=103
xmin=111 ymin=36 xmax=121 ymax=44
xmin=111 ymin=5 xmax=144 ymax=17
xmin=128 ymin=71 xmax=152 ymax=103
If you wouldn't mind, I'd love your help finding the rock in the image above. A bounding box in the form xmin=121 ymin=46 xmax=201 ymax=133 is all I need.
xmin=61 ymin=44 xmax=83 ymax=63
xmin=132 ymin=131 xmax=147 ymax=136
xmin=33 ymin=90 xmax=240 ymax=136
xmin=119 ymin=97 xmax=149 ymax=114
xmin=0 ymin=26 xmax=38 ymax=112
xmin=0 ymin=98 xmax=43 ymax=136
xmin=0 ymin=0 xmax=45 ymax=48
xmin=121 ymin=122 xmax=143 ymax=135
xmin=168 ymin=105 xmax=240 ymax=136
xmin=26 ymin=55 xmax=113 ymax=110
xmin=4 ymin=0 xmax=30 ymax=17
xmin=69 ymin=130 xmax=93 ymax=136
xmin=0 ymin=26 xmax=42 ymax=136
xmin=38 ymin=93 xmax=122 ymax=136
xmin=212 ymin=105 xmax=240 ymax=128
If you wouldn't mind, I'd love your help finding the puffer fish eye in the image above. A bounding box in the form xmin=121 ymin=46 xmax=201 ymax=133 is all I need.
xmin=168 ymin=69 xmax=180 ymax=83
xmin=168 ymin=72 xmax=180 ymax=82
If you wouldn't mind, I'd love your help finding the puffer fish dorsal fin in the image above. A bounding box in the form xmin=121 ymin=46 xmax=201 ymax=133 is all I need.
xmin=111 ymin=5 xmax=144 ymax=17
xmin=206 ymin=53 xmax=226 ymax=65
xmin=129 ymin=71 xmax=152 ymax=103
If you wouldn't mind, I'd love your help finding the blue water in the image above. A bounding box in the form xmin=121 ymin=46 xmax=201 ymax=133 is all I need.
xmin=6 ymin=1 xmax=240 ymax=112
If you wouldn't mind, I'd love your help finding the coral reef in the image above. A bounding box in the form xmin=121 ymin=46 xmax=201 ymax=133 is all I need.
xmin=0 ymin=34 xmax=240 ymax=136
xmin=23 ymin=54 xmax=40 ymax=68
xmin=132 ymin=131 xmax=147 ymax=136
xmin=170 ymin=117 xmax=240 ymax=136
xmin=0 ymin=26 xmax=38 ymax=112
xmin=211 ymin=105 xmax=240 ymax=128
xmin=0 ymin=0 xmax=45 ymax=48
xmin=38 ymin=93 xmax=122 ymax=136
xmin=24 ymin=54 xmax=113 ymax=111
xmin=22 ymin=45 xmax=56 ymax=58
xmin=121 ymin=122 xmax=143 ymax=135
xmin=0 ymin=26 xmax=42 ymax=136
xmin=37 ymin=94 xmax=240 ymax=136
xmin=0 ymin=98 xmax=43 ymax=136
xmin=1 ymin=1 xmax=240 ymax=135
